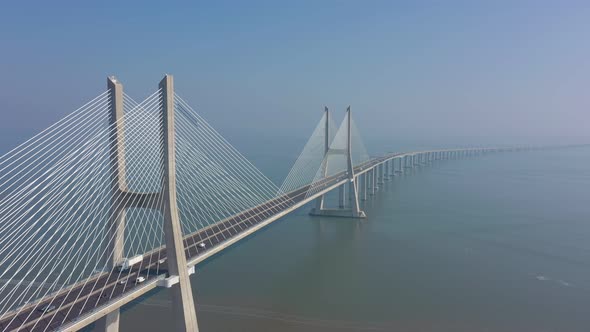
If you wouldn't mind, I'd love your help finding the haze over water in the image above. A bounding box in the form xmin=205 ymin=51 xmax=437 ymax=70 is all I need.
xmin=110 ymin=140 xmax=590 ymax=332
xmin=1 ymin=2 xmax=589 ymax=331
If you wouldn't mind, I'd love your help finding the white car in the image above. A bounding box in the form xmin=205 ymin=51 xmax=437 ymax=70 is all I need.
xmin=136 ymin=276 xmax=146 ymax=283
xmin=119 ymin=279 xmax=127 ymax=285
xmin=198 ymin=242 xmax=206 ymax=249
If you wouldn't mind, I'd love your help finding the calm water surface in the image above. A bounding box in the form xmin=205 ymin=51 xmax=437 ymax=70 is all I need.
xmin=107 ymin=145 xmax=590 ymax=332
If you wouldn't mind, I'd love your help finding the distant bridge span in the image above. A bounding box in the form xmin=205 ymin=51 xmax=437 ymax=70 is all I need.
xmin=0 ymin=75 xmax=547 ymax=332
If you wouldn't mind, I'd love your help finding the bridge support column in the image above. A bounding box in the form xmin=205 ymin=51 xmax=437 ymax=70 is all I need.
xmin=313 ymin=107 xmax=330 ymax=212
xmin=361 ymin=173 xmax=367 ymax=201
xmin=338 ymin=183 xmax=346 ymax=208
xmin=160 ymin=75 xmax=200 ymax=332
xmin=389 ymin=159 xmax=394 ymax=177
xmin=390 ymin=159 xmax=395 ymax=177
xmin=389 ymin=160 xmax=394 ymax=178
xmin=371 ymin=168 xmax=377 ymax=195
xmin=96 ymin=77 xmax=126 ymax=332
xmin=97 ymin=75 xmax=199 ymax=332
xmin=309 ymin=107 xmax=365 ymax=218
xmin=377 ymin=164 xmax=384 ymax=184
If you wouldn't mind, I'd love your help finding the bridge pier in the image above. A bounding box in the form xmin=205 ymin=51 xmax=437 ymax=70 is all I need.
xmin=389 ymin=160 xmax=394 ymax=178
xmin=377 ymin=164 xmax=385 ymax=184
xmin=361 ymin=172 xmax=367 ymax=201
xmin=390 ymin=159 xmax=395 ymax=177
xmin=372 ymin=168 xmax=377 ymax=194
xmin=338 ymin=183 xmax=346 ymax=208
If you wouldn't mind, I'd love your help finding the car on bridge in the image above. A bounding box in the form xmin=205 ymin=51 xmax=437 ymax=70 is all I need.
xmin=136 ymin=276 xmax=146 ymax=283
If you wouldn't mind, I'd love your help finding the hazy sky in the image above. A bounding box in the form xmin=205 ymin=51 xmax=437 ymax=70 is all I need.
xmin=0 ymin=0 xmax=589 ymax=150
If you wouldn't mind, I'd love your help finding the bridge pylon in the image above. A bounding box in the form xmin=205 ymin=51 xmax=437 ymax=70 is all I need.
xmin=96 ymin=76 xmax=199 ymax=332
xmin=310 ymin=107 xmax=366 ymax=218
xmin=312 ymin=106 xmax=330 ymax=211
xmin=160 ymin=75 xmax=200 ymax=332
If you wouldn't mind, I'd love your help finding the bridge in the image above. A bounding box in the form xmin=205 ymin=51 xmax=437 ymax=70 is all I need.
xmin=0 ymin=75 xmax=533 ymax=332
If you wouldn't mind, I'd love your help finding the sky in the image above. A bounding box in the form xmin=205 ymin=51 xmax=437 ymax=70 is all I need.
xmin=0 ymin=0 xmax=589 ymax=152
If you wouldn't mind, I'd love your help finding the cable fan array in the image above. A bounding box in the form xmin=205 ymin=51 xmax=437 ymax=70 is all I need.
xmin=280 ymin=111 xmax=370 ymax=200
xmin=279 ymin=111 xmax=338 ymax=194
xmin=174 ymin=94 xmax=293 ymax=244
xmin=0 ymin=80 xmax=373 ymax=331
xmin=305 ymin=114 xmax=370 ymax=199
xmin=0 ymin=91 xmax=167 ymax=331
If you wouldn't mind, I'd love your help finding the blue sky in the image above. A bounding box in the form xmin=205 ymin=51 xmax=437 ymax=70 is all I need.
xmin=0 ymin=0 xmax=589 ymax=150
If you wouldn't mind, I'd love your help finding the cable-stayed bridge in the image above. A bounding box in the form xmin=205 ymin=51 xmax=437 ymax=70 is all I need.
xmin=0 ymin=75 xmax=537 ymax=332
